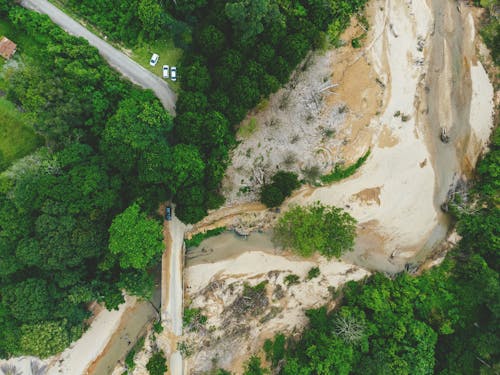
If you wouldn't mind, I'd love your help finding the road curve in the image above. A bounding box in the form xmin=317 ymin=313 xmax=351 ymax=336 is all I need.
xmin=20 ymin=0 xmax=176 ymax=113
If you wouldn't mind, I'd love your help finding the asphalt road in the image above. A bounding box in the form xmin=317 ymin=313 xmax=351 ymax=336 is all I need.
xmin=20 ymin=0 xmax=177 ymax=113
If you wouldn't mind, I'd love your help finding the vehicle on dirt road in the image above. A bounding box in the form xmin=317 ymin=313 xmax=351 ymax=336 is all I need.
xmin=165 ymin=206 xmax=172 ymax=221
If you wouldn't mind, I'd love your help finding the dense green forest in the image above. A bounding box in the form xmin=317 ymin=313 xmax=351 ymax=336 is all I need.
xmin=244 ymin=130 xmax=500 ymax=374
xmin=0 ymin=3 xmax=175 ymax=358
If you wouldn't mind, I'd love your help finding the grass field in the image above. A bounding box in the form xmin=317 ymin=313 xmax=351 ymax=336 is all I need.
xmin=0 ymin=98 xmax=43 ymax=171
xmin=131 ymin=38 xmax=183 ymax=92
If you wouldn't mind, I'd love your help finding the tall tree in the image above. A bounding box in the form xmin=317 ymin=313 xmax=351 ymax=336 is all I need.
xmin=108 ymin=203 xmax=163 ymax=270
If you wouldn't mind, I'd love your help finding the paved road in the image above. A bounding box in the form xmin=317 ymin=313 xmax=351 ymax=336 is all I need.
xmin=21 ymin=0 xmax=176 ymax=113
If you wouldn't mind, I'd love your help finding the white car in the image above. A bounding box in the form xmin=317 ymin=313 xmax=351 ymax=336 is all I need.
xmin=170 ymin=66 xmax=177 ymax=81
xmin=149 ymin=53 xmax=159 ymax=66
xmin=162 ymin=65 xmax=169 ymax=79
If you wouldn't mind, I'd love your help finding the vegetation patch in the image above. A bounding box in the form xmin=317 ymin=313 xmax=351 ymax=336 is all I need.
xmin=320 ymin=149 xmax=371 ymax=184
xmin=183 ymin=307 xmax=207 ymax=331
xmin=306 ymin=266 xmax=321 ymax=280
xmin=124 ymin=336 xmax=145 ymax=371
xmin=229 ymin=281 xmax=269 ymax=318
xmin=0 ymin=98 xmax=42 ymax=171
xmin=185 ymin=226 xmax=226 ymax=249
xmin=146 ymin=351 xmax=168 ymax=375
xmin=284 ymin=274 xmax=300 ymax=286
xmin=260 ymin=171 xmax=300 ymax=208
xmin=274 ymin=202 xmax=357 ymax=258
xmin=237 ymin=117 xmax=258 ymax=139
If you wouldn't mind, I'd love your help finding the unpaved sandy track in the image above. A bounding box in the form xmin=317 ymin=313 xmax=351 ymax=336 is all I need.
xmin=21 ymin=0 xmax=177 ymax=113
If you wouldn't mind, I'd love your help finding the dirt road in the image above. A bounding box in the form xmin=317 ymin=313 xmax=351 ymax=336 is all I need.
xmin=20 ymin=0 xmax=176 ymax=113
xmin=162 ymin=208 xmax=186 ymax=374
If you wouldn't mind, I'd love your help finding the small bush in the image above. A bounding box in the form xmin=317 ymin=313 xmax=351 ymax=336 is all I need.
xmin=260 ymin=171 xmax=300 ymax=207
xmin=177 ymin=341 xmax=193 ymax=357
xmin=321 ymin=150 xmax=370 ymax=184
xmin=146 ymin=351 xmax=168 ymax=375
xmin=153 ymin=321 xmax=163 ymax=334
xmin=307 ymin=267 xmax=321 ymax=280
xmin=183 ymin=307 xmax=207 ymax=329
xmin=125 ymin=336 xmax=145 ymax=370
xmin=284 ymin=274 xmax=300 ymax=286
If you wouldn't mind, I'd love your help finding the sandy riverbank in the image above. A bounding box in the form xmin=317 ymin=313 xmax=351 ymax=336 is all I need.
xmin=184 ymin=250 xmax=369 ymax=373
xmin=195 ymin=0 xmax=494 ymax=273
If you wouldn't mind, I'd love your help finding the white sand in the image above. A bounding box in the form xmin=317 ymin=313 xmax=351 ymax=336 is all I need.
xmin=289 ymin=0 xmax=437 ymax=261
xmin=468 ymin=39 xmax=494 ymax=157
xmin=48 ymin=297 xmax=135 ymax=375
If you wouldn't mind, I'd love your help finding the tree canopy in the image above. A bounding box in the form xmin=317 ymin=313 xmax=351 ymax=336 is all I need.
xmin=108 ymin=203 xmax=163 ymax=270
xmin=274 ymin=203 xmax=357 ymax=258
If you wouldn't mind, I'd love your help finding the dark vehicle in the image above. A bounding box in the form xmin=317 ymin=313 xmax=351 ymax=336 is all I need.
xmin=165 ymin=206 xmax=172 ymax=221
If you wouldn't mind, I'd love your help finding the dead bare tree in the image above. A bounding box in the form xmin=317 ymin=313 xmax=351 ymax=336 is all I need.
xmin=0 ymin=364 xmax=21 ymax=375
xmin=334 ymin=315 xmax=365 ymax=343
xmin=30 ymin=360 xmax=47 ymax=375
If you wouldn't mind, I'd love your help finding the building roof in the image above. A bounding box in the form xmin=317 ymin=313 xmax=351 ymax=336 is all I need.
xmin=0 ymin=37 xmax=17 ymax=60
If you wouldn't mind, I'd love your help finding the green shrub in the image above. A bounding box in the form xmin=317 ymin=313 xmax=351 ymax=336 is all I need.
xmin=284 ymin=274 xmax=300 ymax=286
xmin=307 ymin=266 xmax=321 ymax=280
xmin=153 ymin=321 xmax=163 ymax=334
xmin=260 ymin=171 xmax=300 ymax=207
xmin=146 ymin=351 xmax=168 ymax=375
xmin=185 ymin=227 xmax=226 ymax=248
xmin=321 ymin=150 xmax=371 ymax=184
xmin=274 ymin=202 xmax=357 ymax=258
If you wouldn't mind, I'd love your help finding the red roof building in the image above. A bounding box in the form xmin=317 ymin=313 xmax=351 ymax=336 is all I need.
xmin=0 ymin=37 xmax=17 ymax=60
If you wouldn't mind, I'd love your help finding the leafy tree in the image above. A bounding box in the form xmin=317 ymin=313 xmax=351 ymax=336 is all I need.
xmin=108 ymin=203 xmax=163 ymax=270
xmin=196 ymin=25 xmax=226 ymax=60
xmin=19 ymin=320 xmax=71 ymax=358
xmin=274 ymin=202 xmax=356 ymax=258
xmin=146 ymin=351 xmax=168 ymax=375
xmin=243 ymin=356 xmax=269 ymax=375
xmin=260 ymin=184 xmax=284 ymax=208
xmin=225 ymin=0 xmax=283 ymax=42
xmin=138 ymin=0 xmax=163 ymax=39
xmin=3 ymin=279 xmax=51 ymax=323
xmin=260 ymin=171 xmax=300 ymax=207
xmin=100 ymin=91 xmax=173 ymax=173
xmin=118 ymin=271 xmax=155 ymax=300
xmin=166 ymin=144 xmax=205 ymax=194
xmin=182 ymin=60 xmax=211 ymax=92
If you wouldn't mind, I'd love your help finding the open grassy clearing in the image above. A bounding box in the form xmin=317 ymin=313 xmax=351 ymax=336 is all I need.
xmin=131 ymin=38 xmax=182 ymax=91
xmin=0 ymin=97 xmax=43 ymax=171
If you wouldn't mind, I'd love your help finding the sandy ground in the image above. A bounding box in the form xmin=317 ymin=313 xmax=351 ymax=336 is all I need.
xmin=184 ymin=251 xmax=370 ymax=374
xmin=180 ymin=0 xmax=495 ymax=372
xmin=159 ymin=206 xmax=186 ymax=375
xmin=199 ymin=0 xmax=495 ymax=273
